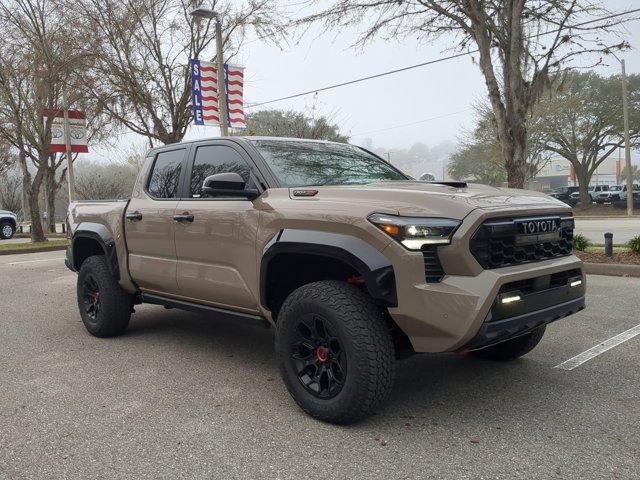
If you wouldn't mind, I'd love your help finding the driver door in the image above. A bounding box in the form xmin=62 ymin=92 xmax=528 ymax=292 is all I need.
xmin=174 ymin=142 xmax=261 ymax=313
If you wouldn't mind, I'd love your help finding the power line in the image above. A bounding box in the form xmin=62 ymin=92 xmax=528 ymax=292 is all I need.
xmin=245 ymin=7 xmax=640 ymax=109
xmin=351 ymin=108 xmax=473 ymax=136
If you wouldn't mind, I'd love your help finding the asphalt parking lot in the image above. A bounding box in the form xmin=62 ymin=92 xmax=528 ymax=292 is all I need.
xmin=1 ymin=251 xmax=639 ymax=479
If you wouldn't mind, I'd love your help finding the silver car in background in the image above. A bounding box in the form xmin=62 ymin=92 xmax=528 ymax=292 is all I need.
xmin=0 ymin=210 xmax=17 ymax=239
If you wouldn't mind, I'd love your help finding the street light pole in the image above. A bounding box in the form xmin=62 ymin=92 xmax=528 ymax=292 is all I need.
xmin=191 ymin=7 xmax=228 ymax=136
xmin=215 ymin=16 xmax=229 ymax=136
xmin=620 ymin=59 xmax=633 ymax=216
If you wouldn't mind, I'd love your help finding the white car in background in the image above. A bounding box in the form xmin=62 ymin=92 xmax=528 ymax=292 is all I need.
xmin=0 ymin=210 xmax=17 ymax=239
xmin=569 ymin=185 xmax=609 ymax=202
xmin=594 ymin=185 xmax=638 ymax=204
xmin=619 ymin=184 xmax=640 ymax=202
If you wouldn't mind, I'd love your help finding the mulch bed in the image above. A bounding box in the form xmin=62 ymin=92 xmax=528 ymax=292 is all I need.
xmin=575 ymin=250 xmax=640 ymax=265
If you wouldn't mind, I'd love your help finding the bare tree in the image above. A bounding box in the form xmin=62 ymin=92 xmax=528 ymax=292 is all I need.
xmin=449 ymin=105 xmax=550 ymax=185
xmin=0 ymin=168 xmax=23 ymax=215
xmin=302 ymin=1 xmax=628 ymax=188
xmin=240 ymin=109 xmax=349 ymax=142
xmin=70 ymin=0 xmax=287 ymax=146
xmin=0 ymin=0 xmax=110 ymax=239
xmin=539 ymin=71 xmax=640 ymax=206
xmin=74 ymin=161 xmax=138 ymax=200
xmin=0 ymin=0 xmax=61 ymax=241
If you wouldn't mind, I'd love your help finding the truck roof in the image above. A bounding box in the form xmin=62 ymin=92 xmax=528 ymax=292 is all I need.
xmin=146 ymin=136 xmax=347 ymax=156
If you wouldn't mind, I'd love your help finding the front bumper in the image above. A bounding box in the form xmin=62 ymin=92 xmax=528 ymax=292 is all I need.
xmin=385 ymin=248 xmax=585 ymax=353
xmin=464 ymin=296 xmax=585 ymax=351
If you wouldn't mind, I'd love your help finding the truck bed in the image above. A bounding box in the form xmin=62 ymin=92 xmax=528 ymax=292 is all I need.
xmin=67 ymin=199 xmax=135 ymax=292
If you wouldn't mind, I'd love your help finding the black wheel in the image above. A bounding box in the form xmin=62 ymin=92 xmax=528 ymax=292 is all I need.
xmin=276 ymin=280 xmax=395 ymax=424
xmin=471 ymin=326 xmax=546 ymax=361
xmin=77 ymin=255 xmax=133 ymax=337
xmin=0 ymin=221 xmax=15 ymax=240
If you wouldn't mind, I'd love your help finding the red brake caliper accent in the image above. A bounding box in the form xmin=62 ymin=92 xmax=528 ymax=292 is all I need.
xmin=315 ymin=346 xmax=328 ymax=363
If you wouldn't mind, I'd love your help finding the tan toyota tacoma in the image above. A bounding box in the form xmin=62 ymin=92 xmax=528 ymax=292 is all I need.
xmin=66 ymin=137 xmax=585 ymax=424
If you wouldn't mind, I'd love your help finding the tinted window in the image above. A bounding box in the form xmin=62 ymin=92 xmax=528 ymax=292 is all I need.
xmin=190 ymin=145 xmax=252 ymax=197
xmin=251 ymin=140 xmax=408 ymax=187
xmin=147 ymin=149 xmax=184 ymax=198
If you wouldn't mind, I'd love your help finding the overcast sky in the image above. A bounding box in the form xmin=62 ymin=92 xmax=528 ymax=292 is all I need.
xmin=95 ymin=0 xmax=640 ymax=161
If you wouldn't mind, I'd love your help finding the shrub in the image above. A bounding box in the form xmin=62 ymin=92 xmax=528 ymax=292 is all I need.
xmin=628 ymin=235 xmax=640 ymax=254
xmin=572 ymin=234 xmax=590 ymax=251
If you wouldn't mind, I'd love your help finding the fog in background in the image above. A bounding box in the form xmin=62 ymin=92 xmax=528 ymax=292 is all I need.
xmin=92 ymin=0 xmax=640 ymax=177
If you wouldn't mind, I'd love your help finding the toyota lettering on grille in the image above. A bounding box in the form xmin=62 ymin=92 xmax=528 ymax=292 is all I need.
xmin=517 ymin=218 xmax=560 ymax=235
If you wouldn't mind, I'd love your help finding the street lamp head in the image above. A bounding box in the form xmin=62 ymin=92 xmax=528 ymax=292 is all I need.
xmin=190 ymin=7 xmax=217 ymax=20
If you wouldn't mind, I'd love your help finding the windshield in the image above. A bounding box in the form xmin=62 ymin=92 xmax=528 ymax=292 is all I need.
xmin=251 ymin=140 xmax=409 ymax=187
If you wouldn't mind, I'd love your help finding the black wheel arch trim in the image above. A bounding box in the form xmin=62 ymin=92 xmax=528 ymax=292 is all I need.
xmin=1 ymin=216 xmax=17 ymax=228
xmin=260 ymin=229 xmax=397 ymax=310
xmin=69 ymin=222 xmax=120 ymax=280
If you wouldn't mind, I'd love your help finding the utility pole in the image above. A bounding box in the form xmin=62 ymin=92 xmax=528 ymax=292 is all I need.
xmin=62 ymin=87 xmax=75 ymax=202
xmin=620 ymin=59 xmax=633 ymax=216
xmin=191 ymin=7 xmax=228 ymax=136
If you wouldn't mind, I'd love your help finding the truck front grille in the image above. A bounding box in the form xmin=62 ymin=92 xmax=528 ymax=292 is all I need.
xmin=470 ymin=215 xmax=574 ymax=269
xmin=422 ymin=246 xmax=445 ymax=282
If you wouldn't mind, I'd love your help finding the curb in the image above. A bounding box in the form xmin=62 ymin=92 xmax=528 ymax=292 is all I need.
xmin=0 ymin=245 xmax=67 ymax=256
xmin=574 ymin=216 xmax=640 ymax=220
xmin=584 ymin=262 xmax=640 ymax=277
xmin=15 ymin=234 xmax=66 ymax=239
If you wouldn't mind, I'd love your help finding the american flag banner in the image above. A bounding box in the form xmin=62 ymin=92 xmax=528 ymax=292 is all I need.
xmin=225 ymin=64 xmax=246 ymax=128
xmin=190 ymin=59 xmax=246 ymax=129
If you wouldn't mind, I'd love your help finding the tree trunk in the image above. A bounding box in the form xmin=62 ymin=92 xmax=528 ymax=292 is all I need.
xmin=501 ymin=125 xmax=527 ymax=189
xmin=45 ymin=166 xmax=57 ymax=233
xmin=17 ymin=151 xmax=46 ymax=242
xmin=24 ymin=175 xmax=46 ymax=242
xmin=575 ymin=167 xmax=593 ymax=209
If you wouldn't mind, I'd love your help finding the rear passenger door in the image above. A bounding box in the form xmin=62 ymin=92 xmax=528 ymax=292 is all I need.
xmin=174 ymin=141 xmax=262 ymax=312
xmin=125 ymin=146 xmax=187 ymax=296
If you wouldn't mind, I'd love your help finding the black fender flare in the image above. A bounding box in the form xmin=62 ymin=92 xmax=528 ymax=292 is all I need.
xmin=260 ymin=229 xmax=397 ymax=309
xmin=70 ymin=222 xmax=120 ymax=280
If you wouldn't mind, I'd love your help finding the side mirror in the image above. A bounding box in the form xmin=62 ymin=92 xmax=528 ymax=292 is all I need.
xmin=202 ymin=172 xmax=259 ymax=200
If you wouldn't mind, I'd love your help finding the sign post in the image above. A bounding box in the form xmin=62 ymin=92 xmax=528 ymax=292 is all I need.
xmin=62 ymin=88 xmax=76 ymax=202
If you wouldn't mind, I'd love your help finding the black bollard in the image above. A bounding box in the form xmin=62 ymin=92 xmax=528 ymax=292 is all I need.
xmin=604 ymin=232 xmax=613 ymax=257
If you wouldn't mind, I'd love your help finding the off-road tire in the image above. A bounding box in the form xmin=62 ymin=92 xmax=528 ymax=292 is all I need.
xmin=276 ymin=280 xmax=395 ymax=424
xmin=77 ymin=255 xmax=132 ymax=337
xmin=471 ymin=326 xmax=546 ymax=361
xmin=0 ymin=221 xmax=15 ymax=240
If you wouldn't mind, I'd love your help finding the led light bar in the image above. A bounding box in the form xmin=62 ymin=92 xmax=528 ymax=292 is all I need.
xmin=570 ymin=279 xmax=583 ymax=288
xmin=500 ymin=295 xmax=522 ymax=304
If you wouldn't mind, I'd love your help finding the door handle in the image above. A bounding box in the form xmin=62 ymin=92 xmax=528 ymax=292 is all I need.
xmin=173 ymin=213 xmax=194 ymax=223
xmin=126 ymin=211 xmax=143 ymax=222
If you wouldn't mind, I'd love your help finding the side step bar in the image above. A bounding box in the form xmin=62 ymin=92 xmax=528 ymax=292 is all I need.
xmin=142 ymin=293 xmax=270 ymax=327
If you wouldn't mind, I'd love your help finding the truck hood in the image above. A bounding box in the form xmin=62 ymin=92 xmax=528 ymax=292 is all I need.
xmin=290 ymin=181 xmax=570 ymax=219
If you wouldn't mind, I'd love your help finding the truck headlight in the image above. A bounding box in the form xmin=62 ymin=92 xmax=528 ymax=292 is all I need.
xmin=368 ymin=213 xmax=461 ymax=250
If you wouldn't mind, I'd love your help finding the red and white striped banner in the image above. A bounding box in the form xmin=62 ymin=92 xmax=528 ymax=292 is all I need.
xmin=225 ymin=65 xmax=246 ymax=128
xmin=191 ymin=60 xmax=246 ymax=129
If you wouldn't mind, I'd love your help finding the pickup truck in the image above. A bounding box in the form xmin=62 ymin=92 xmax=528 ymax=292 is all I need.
xmin=66 ymin=137 xmax=585 ymax=424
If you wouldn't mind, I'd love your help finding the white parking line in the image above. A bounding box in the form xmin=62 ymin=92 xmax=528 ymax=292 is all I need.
xmin=5 ymin=257 xmax=65 ymax=265
xmin=555 ymin=324 xmax=640 ymax=370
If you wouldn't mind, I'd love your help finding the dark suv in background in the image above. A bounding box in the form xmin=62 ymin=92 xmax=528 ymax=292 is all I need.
xmin=548 ymin=186 xmax=580 ymax=205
